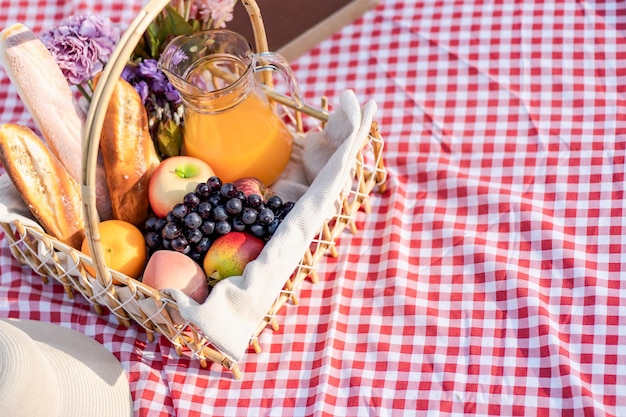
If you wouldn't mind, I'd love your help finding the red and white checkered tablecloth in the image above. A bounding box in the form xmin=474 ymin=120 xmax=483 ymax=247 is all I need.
xmin=2 ymin=0 xmax=626 ymax=415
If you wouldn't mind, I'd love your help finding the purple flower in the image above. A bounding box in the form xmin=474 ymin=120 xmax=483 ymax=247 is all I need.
xmin=137 ymin=59 xmax=170 ymax=93
xmin=122 ymin=60 xmax=183 ymax=140
xmin=137 ymin=59 xmax=159 ymax=78
xmin=121 ymin=66 xmax=135 ymax=83
xmin=171 ymin=49 xmax=189 ymax=66
xmin=135 ymin=81 xmax=150 ymax=103
xmin=40 ymin=14 xmax=121 ymax=85
xmin=164 ymin=83 xmax=181 ymax=102
xmin=124 ymin=59 xmax=181 ymax=104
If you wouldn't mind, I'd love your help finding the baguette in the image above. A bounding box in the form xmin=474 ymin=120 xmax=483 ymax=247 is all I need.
xmin=0 ymin=23 xmax=83 ymax=182
xmin=94 ymin=74 xmax=160 ymax=227
xmin=0 ymin=23 xmax=114 ymax=221
xmin=0 ymin=124 xmax=85 ymax=249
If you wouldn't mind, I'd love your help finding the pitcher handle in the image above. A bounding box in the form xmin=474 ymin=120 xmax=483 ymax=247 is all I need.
xmin=252 ymin=52 xmax=304 ymax=109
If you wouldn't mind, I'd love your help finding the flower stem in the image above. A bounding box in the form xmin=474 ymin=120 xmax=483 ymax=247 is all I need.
xmin=184 ymin=0 xmax=192 ymax=21
xmin=76 ymin=83 xmax=92 ymax=104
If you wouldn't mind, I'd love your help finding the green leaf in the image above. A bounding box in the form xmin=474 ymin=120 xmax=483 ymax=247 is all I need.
xmin=147 ymin=21 xmax=162 ymax=59
xmin=188 ymin=19 xmax=202 ymax=33
xmin=156 ymin=119 xmax=184 ymax=158
xmin=156 ymin=7 xmax=195 ymax=55
xmin=130 ymin=7 xmax=195 ymax=61
xmin=161 ymin=6 xmax=195 ymax=35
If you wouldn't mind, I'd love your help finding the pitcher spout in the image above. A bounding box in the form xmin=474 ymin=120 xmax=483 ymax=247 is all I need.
xmin=157 ymin=34 xmax=197 ymax=93
xmin=157 ymin=30 xmax=257 ymax=111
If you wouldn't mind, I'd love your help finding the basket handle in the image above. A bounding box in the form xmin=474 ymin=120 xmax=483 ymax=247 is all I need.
xmin=81 ymin=0 xmax=271 ymax=289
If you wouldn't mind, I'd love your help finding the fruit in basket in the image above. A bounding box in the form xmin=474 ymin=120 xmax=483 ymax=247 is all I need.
xmin=144 ymin=176 xmax=296 ymax=263
xmin=142 ymin=250 xmax=209 ymax=303
xmin=203 ymin=232 xmax=265 ymax=285
xmin=148 ymin=156 xmax=215 ymax=218
xmin=80 ymin=220 xmax=147 ymax=281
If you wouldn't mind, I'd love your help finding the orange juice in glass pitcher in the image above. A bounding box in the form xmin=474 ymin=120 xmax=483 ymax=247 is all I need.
xmin=158 ymin=30 xmax=302 ymax=185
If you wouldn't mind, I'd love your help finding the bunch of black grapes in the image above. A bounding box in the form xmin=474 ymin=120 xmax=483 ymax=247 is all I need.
xmin=144 ymin=176 xmax=294 ymax=264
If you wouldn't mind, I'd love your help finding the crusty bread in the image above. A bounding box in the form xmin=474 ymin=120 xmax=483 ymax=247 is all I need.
xmin=0 ymin=124 xmax=85 ymax=249
xmin=0 ymin=23 xmax=84 ymax=182
xmin=0 ymin=23 xmax=114 ymax=221
xmin=94 ymin=74 xmax=160 ymax=227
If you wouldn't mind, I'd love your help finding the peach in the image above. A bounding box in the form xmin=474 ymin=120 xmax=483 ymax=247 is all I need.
xmin=142 ymin=250 xmax=209 ymax=303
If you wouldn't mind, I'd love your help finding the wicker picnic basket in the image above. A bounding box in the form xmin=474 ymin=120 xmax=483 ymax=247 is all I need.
xmin=0 ymin=0 xmax=386 ymax=378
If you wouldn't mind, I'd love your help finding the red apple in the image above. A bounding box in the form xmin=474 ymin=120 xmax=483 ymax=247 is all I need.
xmin=149 ymin=156 xmax=215 ymax=218
xmin=203 ymin=232 xmax=265 ymax=285
xmin=232 ymin=177 xmax=274 ymax=199
xmin=142 ymin=250 xmax=209 ymax=303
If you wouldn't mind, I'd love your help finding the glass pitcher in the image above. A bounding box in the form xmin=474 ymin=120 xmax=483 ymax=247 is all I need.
xmin=158 ymin=29 xmax=302 ymax=185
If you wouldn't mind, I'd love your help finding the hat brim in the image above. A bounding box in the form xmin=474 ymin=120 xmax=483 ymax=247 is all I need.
xmin=3 ymin=319 xmax=133 ymax=417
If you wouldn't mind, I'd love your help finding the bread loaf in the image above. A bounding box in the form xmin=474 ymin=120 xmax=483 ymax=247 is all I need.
xmin=0 ymin=23 xmax=84 ymax=182
xmin=0 ymin=124 xmax=85 ymax=249
xmin=0 ymin=23 xmax=114 ymax=221
xmin=94 ymin=74 xmax=160 ymax=227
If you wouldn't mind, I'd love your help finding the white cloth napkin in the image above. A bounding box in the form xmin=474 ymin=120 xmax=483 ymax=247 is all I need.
xmin=0 ymin=174 xmax=44 ymax=232
xmin=0 ymin=89 xmax=377 ymax=364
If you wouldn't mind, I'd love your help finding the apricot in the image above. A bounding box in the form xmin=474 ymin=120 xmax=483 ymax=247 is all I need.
xmin=81 ymin=219 xmax=147 ymax=281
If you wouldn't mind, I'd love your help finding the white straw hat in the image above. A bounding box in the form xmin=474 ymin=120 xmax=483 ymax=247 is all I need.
xmin=0 ymin=318 xmax=133 ymax=417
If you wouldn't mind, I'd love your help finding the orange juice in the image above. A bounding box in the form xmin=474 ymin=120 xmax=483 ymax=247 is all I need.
xmin=183 ymin=94 xmax=292 ymax=185
xmin=183 ymin=93 xmax=293 ymax=185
